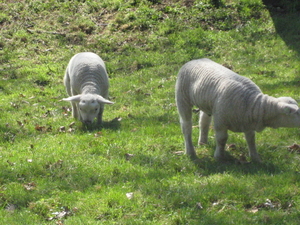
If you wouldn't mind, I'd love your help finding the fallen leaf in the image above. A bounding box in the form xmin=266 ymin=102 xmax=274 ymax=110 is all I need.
xmin=47 ymin=207 xmax=72 ymax=221
xmin=173 ymin=151 xmax=184 ymax=155
xmin=54 ymin=220 xmax=64 ymax=225
xmin=192 ymin=108 xmax=200 ymax=113
xmin=94 ymin=132 xmax=102 ymax=137
xmin=125 ymin=153 xmax=135 ymax=161
xmin=212 ymin=201 xmax=219 ymax=206
xmin=126 ymin=192 xmax=134 ymax=200
xmin=69 ymin=122 xmax=76 ymax=128
xmin=5 ymin=204 xmax=17 ymax=212
xmin=236 ymin=154 xmax=249 ymax=164
xmin=227 ymin=144 xmax=237 ymax=150
xmin=10 ymin=102 xmax=18 ymax=108
xmin=35 ymin=124 xmax=46 ymax=131
xmin=59 ymin=126 xmax=66 ymax=132
xmin=46 ymin=160 xmax=63 ymax=169
xmin=287 ymin=201 xmax=294 ymax=208
xmin=264 ymin=199 xmax=275 ymax=208
xmin=67 ymin=128 xmax=75 ymax=133
xmin=124 ymin=213 xmax=138 ymax=218
xmin=23 ymin=182 xmax=36 ymax=191
xmin=7 ymin=160 xmax=15 ymax=166
xmin=62 ymin=106 xmax=71 ymax=116
xmin=42 ymin=110 xmax=51 ymax=118
xmin=127 ymin=114 xmax=134 ymax=118
xmin=196 ymin=202 xmax=203 ymax=209
xmin=131 ymin=128 xmax=138 ymax=132
xmin=246 ymin=207 xmax=259 ymax=213
xmin=288 ymin=143 xmax=300 ymax=153
xmin=16 ymin=120 xmax=24 ymax=127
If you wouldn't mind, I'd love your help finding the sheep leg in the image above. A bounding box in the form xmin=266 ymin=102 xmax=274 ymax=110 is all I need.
xmin=178 ymin=105 xmax=197 ymax=159
xmin=244 ymin=131 xmax=261 ymax=162
xmin=64 ymin=74 xmax=72 ymax=96
xmin=69 ymin=88 xmax=80 ymax=120
xmin=181 ymin=119 xmax=197 ymax=159
xmin=198 ymin=111 xmax=212 ymax=145
xmin=97 ymin=104 xmax=104 ymax=125
xmin=71 ymin=102 xmax=79 ymax=120
xmin=64 ymin=72 xmax=79 ymax=119
xmin=214 ymin=129 xmax=228 ymax=160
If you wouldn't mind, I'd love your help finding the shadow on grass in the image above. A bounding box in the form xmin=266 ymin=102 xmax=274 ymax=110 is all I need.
xmin=125 ymin=113 xmax=282 ymax=176
xmin=191 ymin=155 xmax=281 ymax=176
xmin=258 ymin=79 xmax=300 ymax=95
xmin=79 ymin=117 xmax=121 ymax=131
xmin=259 ymin=1 xmax=300 ymax=94
xmin=262 ymin=0 xmax=300 ymax=54
xmin=128 ymin=147 xmax=282 ymax=178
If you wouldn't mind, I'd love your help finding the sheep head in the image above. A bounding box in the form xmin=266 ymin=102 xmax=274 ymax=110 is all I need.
xmin=63 ymin=94 xmax=114 ymax=124
xmin=268 ymin=97 xmax=300 ymax=128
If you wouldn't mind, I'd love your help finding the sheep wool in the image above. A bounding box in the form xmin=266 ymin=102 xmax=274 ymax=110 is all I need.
xmin=175 ymin=58 xmax=300 ymax=162
xmin=63 ymin=52 xmax=113 ymax=125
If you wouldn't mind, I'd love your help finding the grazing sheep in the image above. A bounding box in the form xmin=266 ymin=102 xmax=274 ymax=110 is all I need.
xmin=175 ymin=58 xmax=300 ymax=162
xmin=63 ymin=52 xmax=114 ymax=125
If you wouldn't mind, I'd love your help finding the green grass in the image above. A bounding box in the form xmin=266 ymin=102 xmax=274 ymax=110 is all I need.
xmin=1 ymin=0 xmax=300 ymax=224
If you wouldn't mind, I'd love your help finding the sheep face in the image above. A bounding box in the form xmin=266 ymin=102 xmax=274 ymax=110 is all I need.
xmin=63 ymin=94 xmax=113 ymax=124
xmin=78 ymin=96 xmax=101 ymax=124
xmin=270 ymin=101 xmax=300 ymax=128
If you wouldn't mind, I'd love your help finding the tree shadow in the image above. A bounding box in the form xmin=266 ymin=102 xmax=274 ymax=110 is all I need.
xmin=259 ymin=79 xmax=300 ymax=96
xmin=262 ymin=0 xmax=300 ymax=54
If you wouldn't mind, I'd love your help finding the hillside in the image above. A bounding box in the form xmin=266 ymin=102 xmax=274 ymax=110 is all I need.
xmin=0 ymin=0 xmax=300 ymax=224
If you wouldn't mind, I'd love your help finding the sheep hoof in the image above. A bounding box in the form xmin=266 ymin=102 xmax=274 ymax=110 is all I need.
xmin=214 ymin=153 xmax=236 ymax=162
xmin=214 ymin=156 xmax=225 ymax=162
xmin=187 ymin=153 xmax=199 ymax=161
xmin=251 ymin=158 xmax=262 ymax=163
xmin=192 ymin=157 xmax=203 ymax=166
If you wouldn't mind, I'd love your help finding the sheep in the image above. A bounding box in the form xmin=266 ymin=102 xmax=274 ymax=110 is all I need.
xmin=63 ymin=52 xmax=114 ymax=125
xmin=175 ymin=58 xmax=300 ymax=162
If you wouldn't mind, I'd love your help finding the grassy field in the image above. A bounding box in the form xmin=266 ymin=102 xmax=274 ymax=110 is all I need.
xmin=1 ymin=0 xmax=300 ymax=224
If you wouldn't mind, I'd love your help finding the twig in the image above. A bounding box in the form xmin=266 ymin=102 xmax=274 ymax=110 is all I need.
xmin=27 ymin=29 xmax=66 ymax=36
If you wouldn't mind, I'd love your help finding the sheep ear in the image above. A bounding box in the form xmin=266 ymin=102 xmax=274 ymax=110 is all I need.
xmin=277 ymin=97 xmax=298 ymax=106
xmin=96 ymin=95 xmax=114 ymax=104
xmin=280 ymin=103 xmax=299 ymax=115
xmin=62 ymin=95 xmax=82 ymax=102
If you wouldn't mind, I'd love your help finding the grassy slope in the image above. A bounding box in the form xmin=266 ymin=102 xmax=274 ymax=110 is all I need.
xmin=0 ymin=0 xmax=300 ymax=224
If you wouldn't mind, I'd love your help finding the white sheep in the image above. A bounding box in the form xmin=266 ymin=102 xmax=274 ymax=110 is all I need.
xmin=175 ymin=58 xmax=300 ymax=162
xmin=63 ymin=52 xmax=114 ymax=125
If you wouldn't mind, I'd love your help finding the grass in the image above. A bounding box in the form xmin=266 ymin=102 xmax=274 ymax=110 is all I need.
xmin=0 ymin=0 xmax=300 ymax=224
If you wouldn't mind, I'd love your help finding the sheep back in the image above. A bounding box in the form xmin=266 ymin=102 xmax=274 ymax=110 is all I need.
xmin=64 ymin=52 xmax=109 ymax=98
xmin=176 ymin=58 xmax=265 ymax=132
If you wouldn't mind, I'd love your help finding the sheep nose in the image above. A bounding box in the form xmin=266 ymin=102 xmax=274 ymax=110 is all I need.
xmin=84 ymin=120 xmax=92 ymax=124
